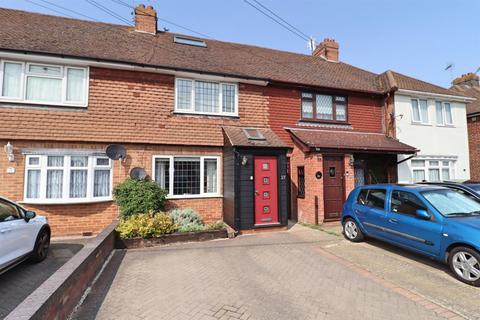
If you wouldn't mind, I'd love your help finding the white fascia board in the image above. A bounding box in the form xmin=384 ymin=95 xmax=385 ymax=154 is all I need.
xmin=0 ymin=50 xmax=269 ymax=86
xmin=396 ymin=88 xmax=475 ymax=102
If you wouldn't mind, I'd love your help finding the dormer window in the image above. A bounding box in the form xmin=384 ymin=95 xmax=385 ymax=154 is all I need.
xmin=175 ymin=78 xmax=238 ymax=116
xmin=301 ymin=92 xmax=347 ymax=122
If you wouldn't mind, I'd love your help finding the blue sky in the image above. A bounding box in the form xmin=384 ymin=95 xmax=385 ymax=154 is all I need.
xmin=2 ymin=0 xmax=479 ymax=87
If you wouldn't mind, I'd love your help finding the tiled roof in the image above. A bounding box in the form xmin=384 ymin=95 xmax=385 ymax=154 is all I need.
xmin=223 ymin=126 xmax=288 ymax=148
xmin=379 ymin=70 xmax=469 ymax=97
xmin=0 ymin=8 xmax=385 ymax=94
xmin=450 ymin=85 xmax=480 ymax=115
xmin=288 ymin=129 xmax=417 ymax=154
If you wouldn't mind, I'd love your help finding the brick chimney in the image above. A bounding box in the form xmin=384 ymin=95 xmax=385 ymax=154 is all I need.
xmin=313 ymin=38 xmax=339 ymax=62
xmin=453 ymin=72 xmax=480 ymax=87
xmin=134 ymin=4 xmax=157 ymax=35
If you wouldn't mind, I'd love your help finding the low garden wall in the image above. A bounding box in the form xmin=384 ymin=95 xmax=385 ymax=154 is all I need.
xmin=5 ymin=221 xmax=118 ymax=320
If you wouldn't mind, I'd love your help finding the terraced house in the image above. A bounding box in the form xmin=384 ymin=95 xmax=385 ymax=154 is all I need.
xmin=2 ymin=4 xmax=464 ymax=237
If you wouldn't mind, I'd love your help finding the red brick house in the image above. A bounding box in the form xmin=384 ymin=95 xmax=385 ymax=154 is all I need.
xmin=451 ymin=73 xmax=480 ymax=181
xmin=0 ymin=5 xmax=417 ymax=236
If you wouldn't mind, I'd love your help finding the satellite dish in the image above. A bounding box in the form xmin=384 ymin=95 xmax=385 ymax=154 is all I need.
xmin=130 ymin=167 xmax=147 ymax=180
xmin=105 ymin=144 xmax=126 ymax=160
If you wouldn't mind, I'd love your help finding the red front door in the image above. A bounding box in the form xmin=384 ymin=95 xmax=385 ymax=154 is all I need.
xmin=254 ymin=156 xmax=279 ymax=225
xmin=323 ymin=155 xmax=345 ymax=221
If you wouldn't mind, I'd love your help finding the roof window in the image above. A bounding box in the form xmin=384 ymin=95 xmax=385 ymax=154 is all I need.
xmin=174 ymin=36 xmax=207 ymax=48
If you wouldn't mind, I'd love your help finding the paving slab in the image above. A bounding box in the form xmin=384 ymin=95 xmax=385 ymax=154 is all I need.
xmin=76 ymin=224 xmax=453 ymax=320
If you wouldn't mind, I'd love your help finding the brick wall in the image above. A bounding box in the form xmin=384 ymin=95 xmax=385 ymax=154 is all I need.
xmin=0 ymin=67 xmax=269 ymax=146
xmin=0 ymin=139 xmax=224 ymax=236
xmin=468 ymin=117 xmax=480 ymax=181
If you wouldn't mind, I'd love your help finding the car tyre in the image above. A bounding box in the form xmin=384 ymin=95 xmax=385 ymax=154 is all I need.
xmin=448 ymin=246 xmax=480 ymax=287
xmin=30 ymin=228 xmax=50 ymax=263
xmin=343 ymin=218 xmax=364 ymax=242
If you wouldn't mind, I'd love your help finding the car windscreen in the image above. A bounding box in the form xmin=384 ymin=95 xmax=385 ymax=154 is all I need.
xmin=466 ymin=184 xmax=480 ymax=192
xmin=421 ymin=189 xmax=480 ymax=217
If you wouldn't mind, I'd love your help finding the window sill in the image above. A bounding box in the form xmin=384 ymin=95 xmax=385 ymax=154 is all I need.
xmin=173 ymin=111 xmax=239 ymax=119
xmin=0 ymin=98 xmax=87 ymax=109
xmin=436 ymin=124 xmax=456 ymax=128
xmin=167 ymin=194 xmax=223 ymax=200
xmin=411 ymin=122 xmax=432 ymax=126
xmin=299 ymin=119 xmax=350 ymax=125
xmin=20 ymin=197 xmax=113 ymax=205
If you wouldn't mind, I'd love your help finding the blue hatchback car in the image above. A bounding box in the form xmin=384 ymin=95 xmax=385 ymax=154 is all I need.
xmin=342 ymin=184 xmax=480 ymax=286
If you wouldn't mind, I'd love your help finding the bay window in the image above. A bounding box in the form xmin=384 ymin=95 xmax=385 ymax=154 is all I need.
xmin=153 ymin=156 xmax=220 ymax=198
xmin=301 ymin=92 xmax=347 ymax=122
xmin=435 ymin=101 xmax=453 ymax=126
xmin=0 ymin=60 xmax=88 ymax=107
xmin=24 ymin=155 xmax=112 ymax=203
xmin=411 ymin=159 xmax=455 ymax=182
xmin=175 ymin=78 xmax=237 ymax=116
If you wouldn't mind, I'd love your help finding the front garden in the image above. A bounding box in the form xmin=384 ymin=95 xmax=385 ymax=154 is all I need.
xmin=113 ymin=178 xmax=227 ymax=247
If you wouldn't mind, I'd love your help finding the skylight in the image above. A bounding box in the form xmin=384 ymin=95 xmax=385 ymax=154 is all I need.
xmin=174 ymin=36 xmax=207 ymax=48
xmin=243 ymin=128 xmax=266 ymax=141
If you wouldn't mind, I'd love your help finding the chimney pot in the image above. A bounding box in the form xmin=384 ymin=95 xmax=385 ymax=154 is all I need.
xmin=134 ymin=4 xmax=157 ymax=35
xmin=452 ymin=72 xmax=480 ymax=87
xmin=313 ymin=38 xmax=339 ymax=62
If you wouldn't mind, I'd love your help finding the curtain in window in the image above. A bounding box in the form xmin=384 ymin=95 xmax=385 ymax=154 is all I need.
xmin=176 ymin=79 xmax=192 ymax=110
xmin=94 ymin=170 xmax=110 ymax=197
xmin=436 ymin=102 xmax=444 ymax=125
xmin=316 ymin=94 xmax=333 ymax=119
xmin=429 ymin=169 xmax=440 ymax=182
xmin=26 ymin=77 xmax=62 ymax=102
xmin=195 ymin=81 xmax=219 ymax=113
xmin=46 ymin=170 xmax=63 ymax=198
xmin=413 ymin=170 xmax=425 ymax=182
xmin=204 ymin=159 xmax=217 ymax=193
xmin=2 ymin=62 xmax=22 ymax=98
xmin=70 ymin=170 xmax=87 ymax=198
xmin=222 ymin=84 xmax=235 ymax=113
xmin=419 ymin=100 xmax=429 ymax=122
xmin=336 ymin=103 xmax=346 ymax=121
xmin=444 ymin=103 xmax=453 ymax=124
xmin=411 ymin=99 xmax=420 ymax=122
xmin=48 ymin=156 xmax=64 ymax=167
xmin=66 ymin=69 xmax=85 ymax=102
xmin=301 ymin=100 xmax=313 ymax=118
xmin=154 ymin=159 xmax=170 ymax=190
xmin=27 ymin=170 xmax=41 ymax=198
xmin=442 ymin=169 xmax=450 ymax=180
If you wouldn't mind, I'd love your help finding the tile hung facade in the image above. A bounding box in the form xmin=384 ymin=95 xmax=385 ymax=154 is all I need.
xmin=0 ymin=4 xmax=467 ymax=236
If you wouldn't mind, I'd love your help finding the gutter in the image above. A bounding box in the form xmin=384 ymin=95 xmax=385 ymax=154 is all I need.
xmin=396 ymin=88 xmax=475 ymax=102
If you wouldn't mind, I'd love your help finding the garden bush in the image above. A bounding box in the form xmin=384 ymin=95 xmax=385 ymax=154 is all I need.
xmin=204 ymin=221 xmax=225 ymax=231
xmin=113 ymin=178 xmax=168 ymax=218
xmin=169 ymin=208 xmax=204 ymax=232
xmin=116 ymin=212 xmax=177 ymax=239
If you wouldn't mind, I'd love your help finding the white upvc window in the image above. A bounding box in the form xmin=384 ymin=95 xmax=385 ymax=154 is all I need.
xmin=152 ymin=155 xmax=221 ymax=198
xmin=174 ymin=78 xmax=238 ymax=116
xmin=411 ymin=159 xmax=455 ymax=182
xmin=435 ymin=101 xmax=454 ymax=126
xmin=24 ymin=155 xmax=112 ymax=204
xmin=411 ymin=98 xmax=429 ymax=124
xmin=0 ymin=60 xmax=88 ymax=107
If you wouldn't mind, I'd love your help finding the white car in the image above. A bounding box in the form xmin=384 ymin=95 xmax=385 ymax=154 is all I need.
xmin=0 ymin=197 xmax=50 ymax=274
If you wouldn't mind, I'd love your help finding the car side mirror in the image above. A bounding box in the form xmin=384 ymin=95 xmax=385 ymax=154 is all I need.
xmin=24 ymin=211 xmax=36 ymax=222
xmin=415 ymin=209 xmax=430 ymax=220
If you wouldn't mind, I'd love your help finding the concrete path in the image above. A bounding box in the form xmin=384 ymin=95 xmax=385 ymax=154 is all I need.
xmin=77 ymin=224 xmax=463 ymax=320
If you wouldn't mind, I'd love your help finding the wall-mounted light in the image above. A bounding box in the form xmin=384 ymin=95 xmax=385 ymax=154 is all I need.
xmin=349 ymin=154 xmax=354 ymax=167
xmin=4 ymin=142 xmax=14 ymax=162
xmin=241 ymin=156 xmax=248 ymax=166
xmin=389 ymin=112 xmax=404 ymax=121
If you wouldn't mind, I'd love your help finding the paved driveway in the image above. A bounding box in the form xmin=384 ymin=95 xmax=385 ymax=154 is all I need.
xmin=72 ymin=225 xmax=459 ymax=320
xmin=0 ymin=241 xmax=83 ymax=319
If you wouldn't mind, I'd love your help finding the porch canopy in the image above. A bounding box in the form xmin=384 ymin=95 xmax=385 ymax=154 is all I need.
xmin=288 ymin=128 xmax=418 ymax=154
xmin=223 ymin=126 xmax=289 ymax=148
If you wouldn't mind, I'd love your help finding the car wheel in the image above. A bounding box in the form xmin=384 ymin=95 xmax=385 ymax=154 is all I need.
xmin=448 ymin=246 xmax=480 ymax=286
xmin=30 ymin=228 xmax=50 ymax=263
xmin=343 ymin=218 xmax=364 ymax=242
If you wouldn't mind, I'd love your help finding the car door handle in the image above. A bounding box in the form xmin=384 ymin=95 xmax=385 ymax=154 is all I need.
xmin=388 ymin=218 xmax=398 ymax=224
xmin=355 ymin=209 xmax=364 ymax=214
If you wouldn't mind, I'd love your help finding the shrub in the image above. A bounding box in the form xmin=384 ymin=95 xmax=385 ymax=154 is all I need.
xmin=169 ymin=208 xmax=204 ymax=232
xmin=204 ymin=221 xmax=225 ymax=231
xmin=116 ymin=212 xmax=177 ymax=239
xmin=113 ymin=178 xmax=168 ymax=218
